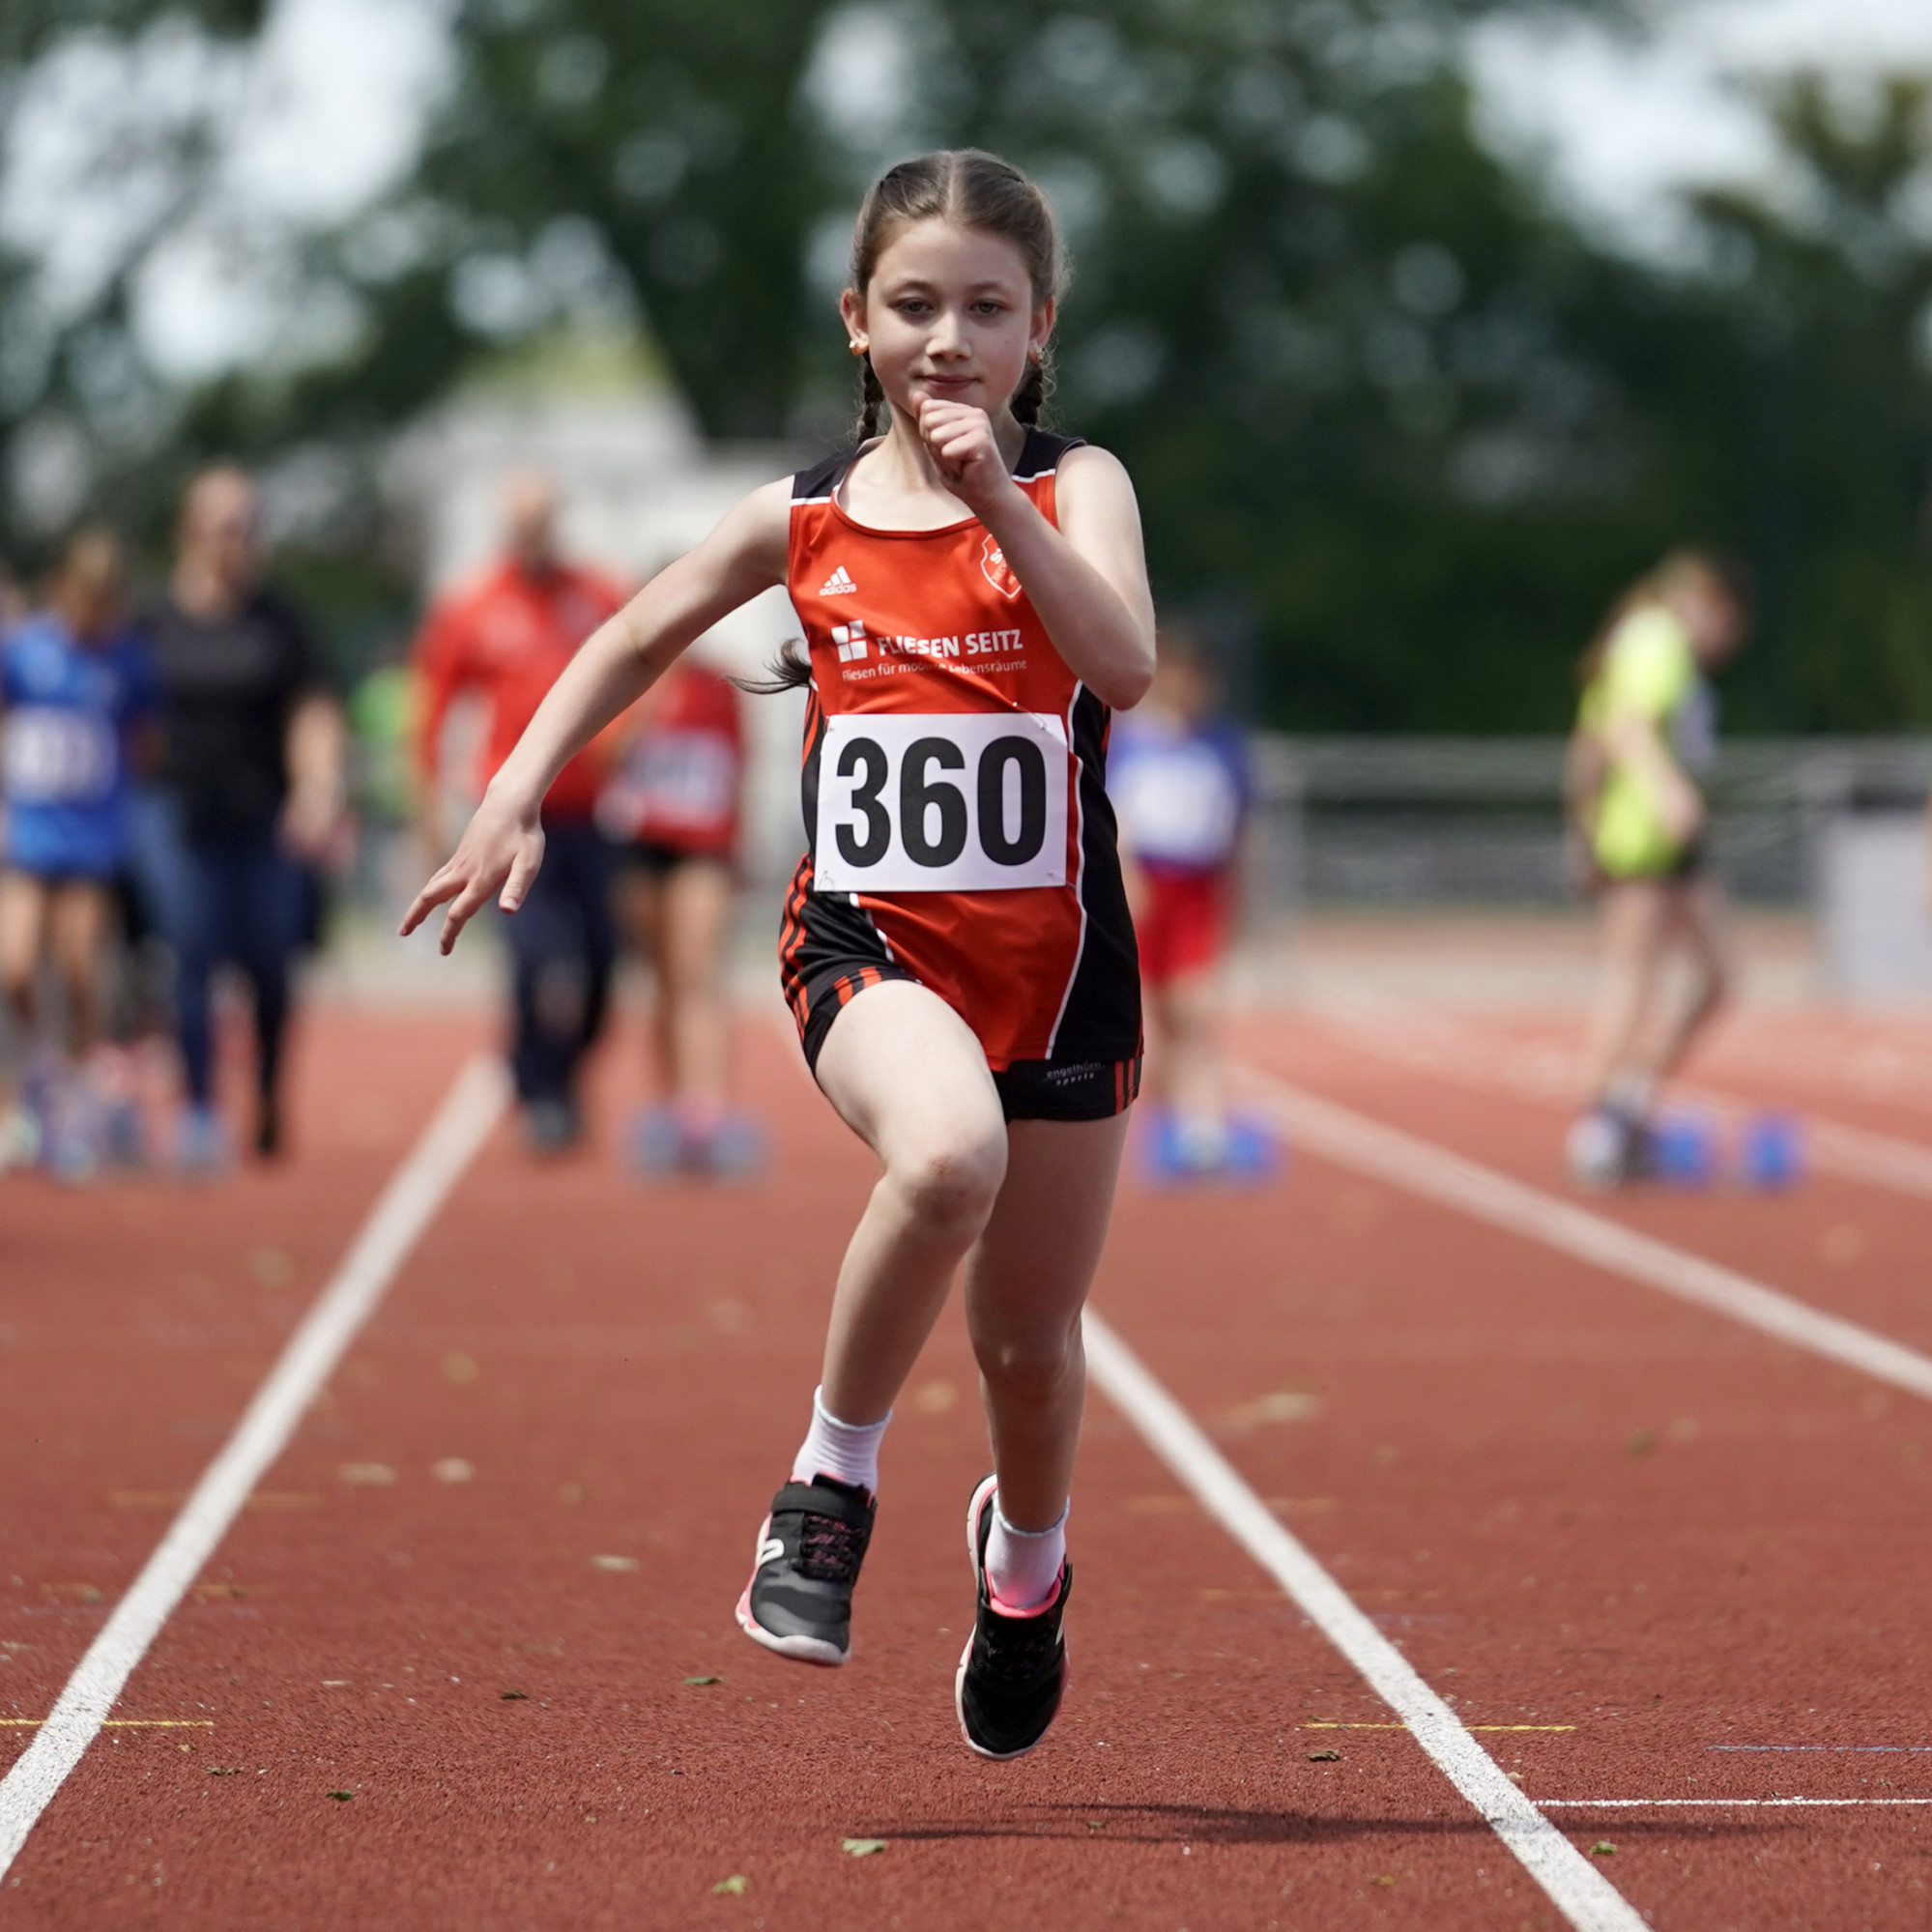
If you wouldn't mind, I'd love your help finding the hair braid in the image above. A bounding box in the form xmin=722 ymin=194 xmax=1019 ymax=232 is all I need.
xmin=1012 ymin=352 xmax=1052 ymax=427
xmin=855 ymin=354 xmax=886 ymax=441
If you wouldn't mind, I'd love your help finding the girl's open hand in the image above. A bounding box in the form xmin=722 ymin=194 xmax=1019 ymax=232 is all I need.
xmin=915 ymin=397 xmax=1016 ymax=514
xmin=399 ymin=791 xmax=545 ymax=955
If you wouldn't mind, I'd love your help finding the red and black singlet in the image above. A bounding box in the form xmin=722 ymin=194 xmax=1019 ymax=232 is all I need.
xmin=778 ymin=427 xmax=1141 ymax=1118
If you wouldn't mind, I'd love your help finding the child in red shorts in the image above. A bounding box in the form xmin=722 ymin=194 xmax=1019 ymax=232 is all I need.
xmin=1110 ymin=630 xmax=1269 ymax=1180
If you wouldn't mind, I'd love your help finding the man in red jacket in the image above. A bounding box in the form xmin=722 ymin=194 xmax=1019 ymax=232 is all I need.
xmin=415 ymin=471 xmax=626 ymax=1150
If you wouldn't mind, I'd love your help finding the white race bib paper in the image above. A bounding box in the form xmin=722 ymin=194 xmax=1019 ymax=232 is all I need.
xmin=814 ymin=711 xmax=1069 ymax=894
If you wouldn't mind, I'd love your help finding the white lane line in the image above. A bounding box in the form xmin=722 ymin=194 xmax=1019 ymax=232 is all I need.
xmin=1233 ymin=1067 xmax=1932 ymax=1406
xmin=1313 ymin=1000 xmax=1932 ymax=1203
xmin=1537 ymin=1798 xmax=1932 ymax=1808
xmin=1082 ymin=1311 xmax=1651 ymax=1932
xmin=0 ymin=1053 xmax=507 ymax=1880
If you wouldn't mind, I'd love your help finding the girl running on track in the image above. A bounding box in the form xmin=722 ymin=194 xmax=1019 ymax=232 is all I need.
xmin=1565 ymin=549 xmax=1750 ymax=1186
xmin=596 ymin=653 xmax=763 ymax=1178
xmin=0 ymin=528 xmax=157 ymax=1178
xmin=404 ymin=150 xmax=1153 ymax=1759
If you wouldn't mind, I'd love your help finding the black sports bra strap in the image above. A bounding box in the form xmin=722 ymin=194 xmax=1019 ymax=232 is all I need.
xmin=794 ymin=428 xmax=1083 ymax=501
xmin=1016 ymin=426 xmax=1086 ymax=479
xmin=792 ymin=447 xmax=861 ymax=503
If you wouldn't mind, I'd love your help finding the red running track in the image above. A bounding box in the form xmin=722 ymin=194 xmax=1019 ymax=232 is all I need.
xmin=4 ymin=1002 xmax=1931 ymax=1928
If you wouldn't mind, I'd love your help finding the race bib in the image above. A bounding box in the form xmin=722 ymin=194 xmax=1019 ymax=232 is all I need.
xmin=815 ymin=712 xmax=1068 ymax=893
xmin=1113 ymin=747 xmax=1241 ymax=869
xmin=2 ymin=706 xmax=115 ymax=805
xmin=600 ymin=729 xmax=739 ymax=840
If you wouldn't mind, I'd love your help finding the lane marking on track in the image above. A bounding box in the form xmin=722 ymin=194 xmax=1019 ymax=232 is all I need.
xmin=1310 ymin=1000 xmax=1932 ymax=1204
xmin=0 ymin=1720 xmax=212 ymax=1729
xmin=1306 ymin=1721 xmax=1575 ymax=1733
xmin=0 ymin=1053 xmax=506 ymax=1882
xmin=1536 ymin=1798 xmax=1932 ymax=1808
xmin=1232 ymin=1066 xmax=1932 ymax=1405
xmin=1082 ymin=1311 xmax=1651 ymax=1932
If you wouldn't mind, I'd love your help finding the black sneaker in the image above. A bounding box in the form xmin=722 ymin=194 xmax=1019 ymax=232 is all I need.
xmin=956 ymin=1475 xmax=1071 ymax=1760
xmin=735 ymin=1475 xmax=875 ymax=1665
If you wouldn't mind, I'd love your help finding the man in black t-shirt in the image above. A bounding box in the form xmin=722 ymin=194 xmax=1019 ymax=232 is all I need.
xmin=131 ymin=465 xmax=345 ymax=1166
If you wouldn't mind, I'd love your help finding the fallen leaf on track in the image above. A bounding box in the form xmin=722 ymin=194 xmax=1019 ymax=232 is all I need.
xmin=1591 ymin=1841 xmax=1617 ymax=1858
xmin=682 ymin=1676 xmax=721 ymax=1687
xmin=500 ymin=1690 xmax=529 ymax=1701
xmin=842 ymin=1838 xmax=887 ymax=1858
xmin=590 ymin=1554 xmax=640 ymax=1572
xmin=327 ymin=1791 xmax=354 ymax=1802
xmin=711 ymin=1874 xmax=748 ymax=1895
xmin=1308 ymin=1748 xmax=1341 ymax=1762
xmin=249 ymin=1248 xmax=296 ymax=1288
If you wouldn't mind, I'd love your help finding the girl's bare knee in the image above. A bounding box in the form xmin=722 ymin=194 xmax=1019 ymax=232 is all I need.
xmin=889 ymin=1122 xmax=1006 ymax=1243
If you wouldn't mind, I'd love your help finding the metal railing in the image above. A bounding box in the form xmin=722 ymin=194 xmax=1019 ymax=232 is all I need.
xmin=1246 ymin=735 xmax=1932 ymax=910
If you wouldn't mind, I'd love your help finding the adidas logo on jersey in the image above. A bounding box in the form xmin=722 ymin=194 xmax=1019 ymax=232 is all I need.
xmin=832 ymin=620 xmax=868 ymax=663
xmin=820 ymin=564 xmax=858 ymax=596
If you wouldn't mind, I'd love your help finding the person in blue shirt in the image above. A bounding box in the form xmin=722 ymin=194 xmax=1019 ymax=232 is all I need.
xmin=1110 ymin=628 xmax=1270 ymax=1180
xmin=0 ymin=528 xmax=157 ymax=1176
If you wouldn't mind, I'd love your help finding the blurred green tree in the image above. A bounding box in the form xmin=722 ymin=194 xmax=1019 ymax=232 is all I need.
xmin=3 ymin=2 xmax=1929 ymax=731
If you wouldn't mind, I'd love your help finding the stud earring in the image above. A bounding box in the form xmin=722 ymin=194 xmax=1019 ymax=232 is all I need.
xmin=850 ymin=341 xmax=866 ymax=359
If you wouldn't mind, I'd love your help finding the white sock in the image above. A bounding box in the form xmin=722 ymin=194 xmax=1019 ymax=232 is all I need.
xmin=987 ymin=1497 xmax=1068 ymax=1612
xmin=790 ymin=1387 xmax=889 ymax=1495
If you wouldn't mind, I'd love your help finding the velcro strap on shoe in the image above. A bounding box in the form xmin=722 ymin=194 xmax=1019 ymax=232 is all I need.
xmin=772 ymin=1481 xmax=873 ymax=1529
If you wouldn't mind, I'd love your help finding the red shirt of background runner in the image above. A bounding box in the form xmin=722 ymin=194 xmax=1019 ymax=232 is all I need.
xmin=598 ymin=660 xmax=744 ymax=860
xmin=413 ymin=559 xmax=625 ymax=821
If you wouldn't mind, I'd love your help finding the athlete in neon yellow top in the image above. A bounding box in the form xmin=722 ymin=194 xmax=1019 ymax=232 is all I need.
xmin=1578 ymin=605 xmax=1708 ymax=879
xmin=1565 ymin=551 xmax=1749 ymax=1186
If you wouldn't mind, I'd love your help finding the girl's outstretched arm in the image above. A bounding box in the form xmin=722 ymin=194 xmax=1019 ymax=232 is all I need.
xmin=916 ymin=398 xmax=1156 ymax=709
xmin=401 ymin=479 xmax=791 ymax=954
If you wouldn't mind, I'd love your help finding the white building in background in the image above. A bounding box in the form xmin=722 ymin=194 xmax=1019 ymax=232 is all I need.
xmin=385 ymin=361 xmax=810 ymax=886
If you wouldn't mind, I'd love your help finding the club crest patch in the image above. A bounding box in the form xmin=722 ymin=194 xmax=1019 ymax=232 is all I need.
xmin=980 ymin=533 xmax=1022 ymax=601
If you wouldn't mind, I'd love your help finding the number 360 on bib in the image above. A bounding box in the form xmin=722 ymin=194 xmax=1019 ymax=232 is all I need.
xmin=813 ymin=712 xmax=1069 ymax=894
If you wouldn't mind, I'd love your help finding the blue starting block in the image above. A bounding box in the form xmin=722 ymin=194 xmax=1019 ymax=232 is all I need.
xmin=1738 ymin=1112 xmax=1804 ymax=1191
xmin=1645 ymin=1112 xmax=1719 ymax=1187
xmin=1141 ymin=1108 xmax=1283 ymax=1186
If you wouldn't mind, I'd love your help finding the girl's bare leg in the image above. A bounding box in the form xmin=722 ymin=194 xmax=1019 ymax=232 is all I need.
xmin=47 ymin=881 xmax=110 ymax=1058
xmin=1158 ymin=966 xmax=1225 ymax=1127
xmin=1640 ymin=877 xmax=1732 ymax=1086
xmin=1579 ymin=879 xmax=1667 ymax=1104
xmin=620 ymin=870 xmax=672 ymax=1097
xmin=964 ymin=1111 xmax=1128 ymax=1529
xmin=660 ymin=859 xmax=734 ymax=1119
xmin=812 ymin=979 xmax=1008 ymax=1425
xmin=0 ymin=872 xmax=48 ymax=1037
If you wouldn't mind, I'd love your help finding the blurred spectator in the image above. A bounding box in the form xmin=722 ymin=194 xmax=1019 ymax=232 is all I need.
xmin=0 ymin=528 xmax=158 ymax=1178
xmin=1110 ymin=629 xmax=1269 ymax=1181
xmin=131 ymin=464 xmax=347 ymax=1169
xmin=413 ymin=471 xmax=625 ymax=1153
xmin=1566 ymin=549 xmax=1750 ymax=1187
xmin=597 ymin=653 xmax=763 ymax=1176
xmin=0 ymin=560 xmax=26 ymax=634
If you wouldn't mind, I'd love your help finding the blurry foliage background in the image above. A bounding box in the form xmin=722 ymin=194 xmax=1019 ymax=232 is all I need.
xmin=2 ymin=0 xmax=1931 ymax=731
